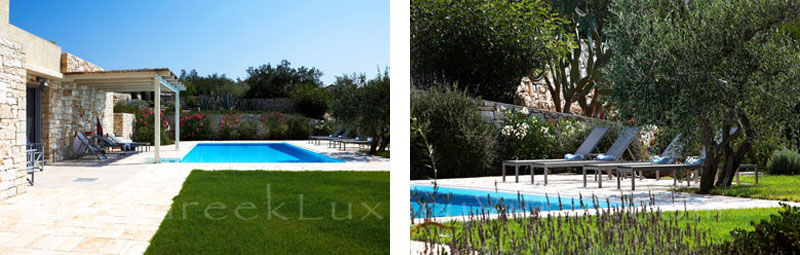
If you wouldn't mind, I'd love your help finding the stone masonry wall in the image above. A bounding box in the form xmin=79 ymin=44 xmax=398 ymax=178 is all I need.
xmin=0 ymin=36 xmax=28 ymax=200
xmin=60 ymin=52 xmax=103 ymax=73
xmin=41 ymin=82 xmax=113 ymax=161
xmin=113 ymin=113 xmax=134 ymax=140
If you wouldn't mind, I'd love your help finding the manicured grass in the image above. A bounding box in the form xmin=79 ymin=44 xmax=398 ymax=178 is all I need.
xmin=146 ymin=170 xmax=389 ymax=255
xmin=676 ymin=175 xmax=800 ymax=202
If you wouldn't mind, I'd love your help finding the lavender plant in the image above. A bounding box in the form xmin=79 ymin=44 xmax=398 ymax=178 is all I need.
xmin=412 ymin=192 xmax=723 ymax=254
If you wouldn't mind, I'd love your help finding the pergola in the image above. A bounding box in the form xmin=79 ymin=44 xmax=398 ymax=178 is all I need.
xmin=64 ymin=68 xmax=186 ymax=163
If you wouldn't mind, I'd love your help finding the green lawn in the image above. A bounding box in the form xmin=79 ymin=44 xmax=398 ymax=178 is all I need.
xmin=145 ymin=170 xmax=389 ymax=255
xmin=677 ymin=175 xmax=800 ymax=202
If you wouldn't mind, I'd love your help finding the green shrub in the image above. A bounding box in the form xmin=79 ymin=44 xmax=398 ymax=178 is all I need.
xmin=411 ymin=86 xmax=496 ymax=179
xmin=285 ymin=116 xmax=312 ymax=139
xmin=113 ymin=103 xmax=138 ymax=114
xmin=551 ymin=118 xmax=592 ymax=159
xmin=238 ymin=120 xmax=257 ymax=140
xmin=179 ymin=112 xmax=212 ymax=140
xmin=259 ymin=112 xmax=288 ymax=139
xmin=289 ymin=83 xmax=330 ymax=119
xmin=313 ymin=121 xmax=332 ymax=136
xmin=720 ymin=203 xmax=800 ymax=254
xmin=218 ymin=115 xmax=242 ymax=140
xmin=496 ymin=107 xmax=555 ymax=161
xmin=133 ymin=107 xmax=174 ymax=145
xmin=766 ymin=149 xmax=800 ymax=175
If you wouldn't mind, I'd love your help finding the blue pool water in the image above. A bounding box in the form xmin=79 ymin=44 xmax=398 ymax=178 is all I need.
xmin=181 ymin=143 xmax=343 ymax=163
xmin=410 ymin=185 xmax=619 ymax=219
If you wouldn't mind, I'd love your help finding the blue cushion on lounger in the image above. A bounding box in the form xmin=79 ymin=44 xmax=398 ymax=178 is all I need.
xmin=355 ymin=137 xmax=361 ymax=141
xmin=650 ymin=156 xmax=671 ymax=164
xmin=367 ymin=137 xmax=373 ymax=142
xmin=596 ymin=154 xmax=616 ymax=161
xmin=338 ymin=135 xmax=344 ymax=138
xmin=564 ymin=153 xmax=584 ymax=161
xmin=329 ymin=134 xmax=334 ymax=138
xmin=685 ymin=157 xmax=705 ymax=166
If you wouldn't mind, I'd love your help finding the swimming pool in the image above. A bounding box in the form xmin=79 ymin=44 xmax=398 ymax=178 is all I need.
xmin=180 ymin=143 xmax=343 ymax=163
xmin=411 ymin=185 xmax=619 ymax=219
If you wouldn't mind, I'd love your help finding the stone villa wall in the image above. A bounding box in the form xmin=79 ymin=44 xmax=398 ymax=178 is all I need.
xmin=0 ymin=36 xmax=28 ymax=200
xmin=60 ymin=52 xmax=103 ymax=73
xmin=113 ymin=113 xmax=134 ymax=140
xmin=39 ymin=53 xmax=114 ymax=161
xmin=41 ymin=82 xmax=114 ymax=161
xmin=516 ymin=77 xmax=584 ymax=114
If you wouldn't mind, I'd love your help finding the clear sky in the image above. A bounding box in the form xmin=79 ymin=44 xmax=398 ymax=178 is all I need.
xmin=10 ymin=1 xmax=389 ymax=85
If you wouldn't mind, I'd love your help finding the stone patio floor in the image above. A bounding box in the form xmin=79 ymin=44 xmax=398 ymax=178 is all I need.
xmin=0 ymin=140 xmax=388 ymax=254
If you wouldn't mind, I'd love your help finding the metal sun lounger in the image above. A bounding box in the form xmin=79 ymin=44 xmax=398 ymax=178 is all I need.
xmin=309 ymin=127 xmax=344 ymax=145
xmin=528 ymin=127 xmax=641 ymax=185
xmin=108 ymin=134 xmax=150 ymax=152
xmin=582 ymin=134 xmax=684 ymax=188
xmin=502 ymin=126 xmax=611 ymax=183
xmin=75 ymin=131 xmax=107 ymax=160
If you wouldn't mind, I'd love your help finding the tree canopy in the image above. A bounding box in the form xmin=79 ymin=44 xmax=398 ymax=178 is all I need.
xmin=179 ymin=69 xmax=246 ymax=97
xmin=605 ymin=0 xmax=800 ymax=191
xmin=243 ymin=60 xmax=324 ymax=98
xmin=411 ymin=0 xmax=575 ymax=102
xmin=329 ymin=69 xmax=390 ymax=154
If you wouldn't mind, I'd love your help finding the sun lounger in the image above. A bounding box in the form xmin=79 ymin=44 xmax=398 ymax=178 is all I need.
xmin=309 ymin=127 xmax=344 ymax=145
xmin=582 ymin=134 xmax=684 ymax=188
xmin=108 ymin=134 xmax=150 ymax=152
xmin=336 ymin=137 xmax=373 ymax=150
xmin=528 ymin=127 xmax=640 ymax=185
xmin=75 ymin=131 xmax=107 ymax=160
xmin=502 ymin=126 xmax=611 ymax=183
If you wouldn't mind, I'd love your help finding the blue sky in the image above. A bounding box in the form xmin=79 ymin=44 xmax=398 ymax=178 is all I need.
xmin=10 ymin=1 xmax=389 ymax=85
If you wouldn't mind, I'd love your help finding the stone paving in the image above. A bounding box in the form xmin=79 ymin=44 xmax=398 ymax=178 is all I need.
xmin=0 ymin=140 xmax=388 ymax=254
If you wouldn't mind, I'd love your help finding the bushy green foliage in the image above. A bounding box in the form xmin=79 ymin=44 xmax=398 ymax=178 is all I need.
xmin=411 ymin=0 xmax=574 ymax=102
xmin=113 ymin=103 xmax=138 ymax=114
xmin=329 ymin=69 xmax=390 ymax=154
xmin=767 ymin=149 xmax=800 ymax=175
xmin=551 ymin=119 xmax=594 ymax=158
xmin=289 ymin=83 xmax=330 ymax=119
xmin=244 ymin=60 xmax=323 ymax=98
xmin=721 ymin=203 xmax=800 ymax=254
xmin=285 ymin=116 xmax=312 ymax=139
xmin=497 ymin=107 xmax=555 ymax=160
xmin=179 ymin=70 xmax=247 ymax=97
xmin=411 ymin=86 xmax=496 ymax=179
xmin=238 ymin=121 xmax=257 ymax=140
xmin=259 ymin=112 xmax=288 ymax=139
xmin=133 ymin=107 xmax=174 ymax=145
xmin=312 ymin=121 xmax=332 ymax=136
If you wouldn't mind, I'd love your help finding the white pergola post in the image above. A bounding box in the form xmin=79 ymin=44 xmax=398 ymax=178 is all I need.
xmin=175 ymin=91 xmax=180 ymax=150
xmin=154 ymin=76 xmax=161 ymax=163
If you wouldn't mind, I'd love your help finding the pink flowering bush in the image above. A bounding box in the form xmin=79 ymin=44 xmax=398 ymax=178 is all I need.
xmin=133 ymin=107 xmax=174 ymax=145
xmin=179 ymin=112 xmax=211 ymax=140
xmin=218 ymin=115 xmax=257 ymax=140
xmin=259 ymin=112 xmax=288 ymax=139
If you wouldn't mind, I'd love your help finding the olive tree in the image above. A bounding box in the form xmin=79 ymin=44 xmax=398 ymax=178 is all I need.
xmin=329 ymin=69 xmax=390 ymax=155
xmin=605 ymin=0 xmax=800 ymax=192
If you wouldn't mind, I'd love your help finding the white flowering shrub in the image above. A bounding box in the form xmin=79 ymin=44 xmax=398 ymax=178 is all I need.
xmin=498 ymin=107 xmax=556 ymax=160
